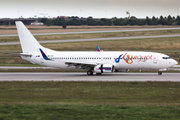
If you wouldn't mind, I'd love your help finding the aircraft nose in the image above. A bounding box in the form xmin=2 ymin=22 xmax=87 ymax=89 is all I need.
xmin=171 ymin=59 xmax=178 ymax=66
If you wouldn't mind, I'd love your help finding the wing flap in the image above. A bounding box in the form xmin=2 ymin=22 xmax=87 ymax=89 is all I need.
xmin=65 ymin=61 xmax=97 ymax=69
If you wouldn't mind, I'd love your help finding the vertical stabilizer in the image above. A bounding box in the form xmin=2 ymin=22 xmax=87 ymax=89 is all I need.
xmin=16 ymin=21 xmax=42 ymax=53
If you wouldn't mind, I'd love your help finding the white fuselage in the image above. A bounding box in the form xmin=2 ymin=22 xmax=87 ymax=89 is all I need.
xmin=21 ymin=51 xmax=178 ymax=71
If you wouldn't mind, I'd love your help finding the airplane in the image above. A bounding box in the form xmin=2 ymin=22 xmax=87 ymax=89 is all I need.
xmin=15 ymin=21 xmax=178 ymax=75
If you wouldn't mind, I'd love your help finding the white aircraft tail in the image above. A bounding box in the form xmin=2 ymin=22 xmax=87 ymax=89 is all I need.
xmin=16 ymin=21 xmax=43 ymax=53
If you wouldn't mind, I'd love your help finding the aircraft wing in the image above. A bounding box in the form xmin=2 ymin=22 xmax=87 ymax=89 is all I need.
xmin=65 ymin=61 xmax=97 ymax=69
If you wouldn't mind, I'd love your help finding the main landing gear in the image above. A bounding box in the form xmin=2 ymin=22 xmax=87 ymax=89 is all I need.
xmin=87 ymin=70 xmax=93 ymax=75
xmin=158 ymin=71 xmax=162 ymax=75
xmin=87 ymin=70 xmax=102 ymax=76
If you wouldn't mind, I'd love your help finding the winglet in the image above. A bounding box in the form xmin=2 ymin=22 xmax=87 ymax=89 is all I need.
xmin=96 ymin=46 xmax=101 ymax=52
xmin=39 ymin=48 xmax=50 ymax=60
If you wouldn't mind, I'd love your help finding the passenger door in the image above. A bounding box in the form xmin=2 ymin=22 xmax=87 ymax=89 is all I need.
xmin=153 ymin=55 xmax=158 ymax=64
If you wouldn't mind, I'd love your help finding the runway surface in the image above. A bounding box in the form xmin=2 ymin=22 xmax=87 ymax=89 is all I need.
xmin=1 ymin=34 xmax=180 ymax=45
xmin=1 ymin=27 xmax=180 ymax=37
xmin=0 ymin=72 xmax=179 ymax=81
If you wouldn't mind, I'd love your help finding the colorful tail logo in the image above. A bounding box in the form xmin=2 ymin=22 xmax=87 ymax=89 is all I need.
xmin=96 ymin=46 xmax=100 ymax=52
xmin=39 ymin=48 xmax=50 ymax=60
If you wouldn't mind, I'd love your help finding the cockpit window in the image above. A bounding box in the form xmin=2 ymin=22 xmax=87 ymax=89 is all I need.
xmin=162 ymin=57 xmax=171 ymax=59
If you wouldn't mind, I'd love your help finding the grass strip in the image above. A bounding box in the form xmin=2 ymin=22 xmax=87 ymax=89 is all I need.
xmin=0 ymin=81 xmax=180 ymax=105
xmin=0 ymin=104 xmax=180 ymax=120
xmin=0 ymin=81 xmax=180 ymax=119
xmin=1 ymin=29 xmax=180 ymax=42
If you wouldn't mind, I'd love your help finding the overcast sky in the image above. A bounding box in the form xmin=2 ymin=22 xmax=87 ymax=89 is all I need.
xmin=0 ymin=0 xmax=180 ymax=18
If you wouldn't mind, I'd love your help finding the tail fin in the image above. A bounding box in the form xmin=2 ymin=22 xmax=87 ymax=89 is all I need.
xmin=15 ymin=21 xmax=42 ymax=53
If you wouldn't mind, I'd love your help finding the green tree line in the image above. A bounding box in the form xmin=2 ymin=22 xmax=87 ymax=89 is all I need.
xmin=40 ymin=15 xmax=180 ymax=26
xmin=0 ymin=15 xmax=180 ymax=26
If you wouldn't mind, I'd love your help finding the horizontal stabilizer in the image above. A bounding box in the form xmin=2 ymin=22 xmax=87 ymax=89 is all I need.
xmin=20 ymin=53 xmax=32 ymax=57
xmin=1 ymin=51 xmax=32 ymax=57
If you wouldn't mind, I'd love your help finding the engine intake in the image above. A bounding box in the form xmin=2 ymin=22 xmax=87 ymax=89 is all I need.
xmin=94 ymin=64 xmax=115 ymax=73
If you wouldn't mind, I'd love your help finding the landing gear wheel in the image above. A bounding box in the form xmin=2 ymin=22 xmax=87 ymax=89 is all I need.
xmin=87 ymin=70 xmax=93 ymax=75
xmin=96 ymin=73 xmax=102 ymax=75
xmin=158 ymin=71 xmax=162 ymax=75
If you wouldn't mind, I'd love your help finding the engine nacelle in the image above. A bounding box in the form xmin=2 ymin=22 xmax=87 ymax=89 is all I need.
xmin=94 ymin=64 xmax=115 ymax=73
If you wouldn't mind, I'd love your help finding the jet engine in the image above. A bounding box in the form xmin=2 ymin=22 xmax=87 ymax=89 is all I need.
xmin=94 ymin=64 xmax=115 ymax=73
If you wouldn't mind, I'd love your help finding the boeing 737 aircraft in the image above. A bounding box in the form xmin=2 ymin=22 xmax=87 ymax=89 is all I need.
xmin=15 ymin=21 xmax=178 ymax=75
